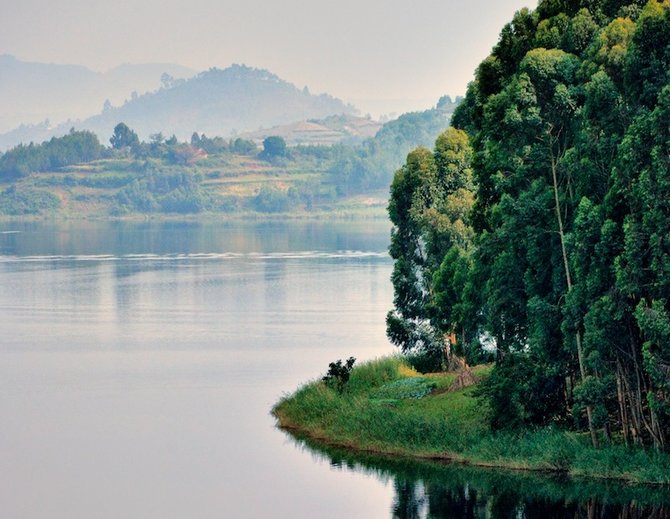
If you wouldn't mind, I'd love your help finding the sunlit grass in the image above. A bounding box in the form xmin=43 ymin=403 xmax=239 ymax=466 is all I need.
xmin=273 ymin=356 xmax=670 ymax=485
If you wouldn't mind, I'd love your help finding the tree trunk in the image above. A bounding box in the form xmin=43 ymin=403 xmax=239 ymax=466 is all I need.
xmin=616 ymin=359 xmax=631 ymax=447
xmin=621 ymin=367 xmax=642 ymax=445
xmin=550 ymin=148 xmax=599 ymax=448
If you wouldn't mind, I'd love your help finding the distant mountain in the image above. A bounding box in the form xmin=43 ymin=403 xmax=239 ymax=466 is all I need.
xmin=0 ymin=54 xmax=195 ymax=135
xmin=0 ymin=63 xmax=357 ymax=150
xmin=75 ymin=65 xmax=357 ymax=142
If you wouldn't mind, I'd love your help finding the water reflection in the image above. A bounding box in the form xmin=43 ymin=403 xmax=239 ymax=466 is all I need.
xmin=0 ymin=220 xmax=398 ymax=517
xmin=0 ymin=219 xmax=392 ymax=258
xmin=288 ymin=433 xmax=670 ymax=519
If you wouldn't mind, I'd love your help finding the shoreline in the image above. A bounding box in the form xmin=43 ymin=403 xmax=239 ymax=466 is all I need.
xmin=0 ymin=206 xmax=389 ymax=223
xmin=272 ymin=357 xmax=670 ymax=486
xmin=273 ymin=414 xmax=641 ymax=484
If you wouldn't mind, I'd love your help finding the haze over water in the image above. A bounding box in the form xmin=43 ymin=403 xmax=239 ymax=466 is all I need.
xmin=0 ymin=220 xmax=397 ymax=518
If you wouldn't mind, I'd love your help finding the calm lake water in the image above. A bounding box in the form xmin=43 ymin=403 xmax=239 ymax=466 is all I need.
xmin=0 ymin=220 xmax=667 ymax=518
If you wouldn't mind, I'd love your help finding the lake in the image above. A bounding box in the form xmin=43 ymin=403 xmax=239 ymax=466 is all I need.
xmin=1 ymin=220 xmax=667 ymax=518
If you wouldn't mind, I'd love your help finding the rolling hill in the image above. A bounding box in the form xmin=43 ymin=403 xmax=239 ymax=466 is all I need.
xmin=0 ymin=63 xmax=357 ymax=150
xmin=0 ymin=54 xmax=195 ymax=135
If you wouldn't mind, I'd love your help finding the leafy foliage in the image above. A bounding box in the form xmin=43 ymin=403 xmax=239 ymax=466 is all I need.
xmin=322 ymin=357 xmax=356 ymax=393
xmin=386 ymin=128 xmax=477 ymax=369
xmin=328 ymin=99 xmax=458 ymax=195
xmin=0 ymin=129 xmax=105 ymax=180
xmin=110 ymin=122 xmax=140 ymax=152
xmin=0 ymin=186 xmax=60 ymax=215
xmin=113 ymin=169 xmax=211 ymax=214
xmin=260 ymin=136 xmax=287 ymax=159
xmin=388 ymin=0 xmax=670 ymax=450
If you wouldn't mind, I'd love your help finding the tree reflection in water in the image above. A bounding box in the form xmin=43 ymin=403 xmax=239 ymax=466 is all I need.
xmin=287 ymin=432 xmax=670 ymax=519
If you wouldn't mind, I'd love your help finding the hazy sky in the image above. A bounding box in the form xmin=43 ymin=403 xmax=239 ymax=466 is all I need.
xmin=2 ymin=0 xmax=534 ymax=115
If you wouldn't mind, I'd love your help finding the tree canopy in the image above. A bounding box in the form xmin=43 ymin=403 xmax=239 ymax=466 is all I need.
xmin=0 ymin=129 xmax=104 ymax=180
xmin=110 ymin=122 xmax=140 ymax=152
xmin=389 ymin=0 xmax=670 ymax=450
xmin=260 ymin=135 xmax=287 ymax=159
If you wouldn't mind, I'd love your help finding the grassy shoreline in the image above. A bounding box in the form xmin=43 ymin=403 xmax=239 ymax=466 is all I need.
xmin=272 ymin=356 xmax=670 ymax=485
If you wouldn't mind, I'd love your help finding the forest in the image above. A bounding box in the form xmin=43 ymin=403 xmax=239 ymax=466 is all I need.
xmin=387 ymin=0 xmax=670 ymax=451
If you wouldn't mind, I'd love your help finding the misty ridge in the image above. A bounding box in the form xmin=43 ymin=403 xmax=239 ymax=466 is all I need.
xmin=0 ymin=54 xmax=460 ymax=218
xmin=0 ymin=55 xmax=195 ymax=136
xmin=0 ymin=56 xmax=362 ymax=150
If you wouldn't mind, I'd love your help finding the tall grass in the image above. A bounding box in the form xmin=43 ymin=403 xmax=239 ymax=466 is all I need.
xmin=273 ymin=356 xmax=670 ymax=485
xmin=345 ymin=356 xmax=412 ymax=394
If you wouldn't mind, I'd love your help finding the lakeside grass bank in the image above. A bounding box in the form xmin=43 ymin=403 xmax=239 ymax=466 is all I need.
xmin=272 ymin=356 xmax=670 ymax=485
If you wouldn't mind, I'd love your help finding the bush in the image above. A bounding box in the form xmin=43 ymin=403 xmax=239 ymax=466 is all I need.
xmin=260 ymin=136 xmax=287 ymax=159
xmin=0 ymin=130 xmax=104 ymax=180
xmin=322 ymin=357 xmax=356 ymax=393
xmin=404 ymin=350 xmax=445 ymax=373
xmin=113 ymin=170 xmax=209 ymax=214
xmin=253 ymin=186 xmax=297 ymax=213
xmin=159 ymin=186 xmax=209 ymax=213
xmin=0 ymin=186 xmax=60 ymax=215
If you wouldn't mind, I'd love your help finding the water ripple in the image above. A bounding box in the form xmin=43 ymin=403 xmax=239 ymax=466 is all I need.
xmin=0 ymin=250 xmax=389 ymax=263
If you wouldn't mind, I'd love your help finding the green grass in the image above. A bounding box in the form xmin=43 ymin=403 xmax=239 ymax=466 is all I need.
xmin=273 ymin=356 xmax=670 ymax=485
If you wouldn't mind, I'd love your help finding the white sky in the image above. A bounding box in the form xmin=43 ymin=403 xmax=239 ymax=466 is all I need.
xmin=1 ymin=0 xmax=535 ymax=116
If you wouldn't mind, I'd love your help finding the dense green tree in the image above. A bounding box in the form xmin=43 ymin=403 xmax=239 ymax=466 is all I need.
xmin=253 ymin=185 xmax=297 ymax=212
xmin=386 ymin=129 xmax=477 ymax=369
xmin=389 ymin=0 xmax=670 ymax=449
xmin=110 ymin=122 xmax=140 ymax=153
xmin=328 ymin=103 xmax=458 ymax=196
xmin=229 ymin=137 xmax=257 ymax=155
xmin=260 ymin=136 xmax=287 ymax=159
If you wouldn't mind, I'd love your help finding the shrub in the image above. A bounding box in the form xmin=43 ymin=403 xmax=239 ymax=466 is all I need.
xmin=0 ymin=186 xmax=60 ymax=215
xmin=253 ymin=186 xmax=297 ymax=213
xmin=322 ymin=357 xmax=356 ymax=393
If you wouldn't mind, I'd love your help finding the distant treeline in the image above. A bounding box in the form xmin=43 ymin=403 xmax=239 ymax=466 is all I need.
xmin=0 ymin=124 xmax=261 ymax=182
xmin=0 ymin=99 xmax=458 ymax=199
xmin=327 ymin=97 xmax=457 ymax=195
xmin=0 ymin=129 xmax=106 ymax=179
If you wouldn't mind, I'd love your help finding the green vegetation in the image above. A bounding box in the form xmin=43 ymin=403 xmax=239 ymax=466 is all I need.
xmin=260 ymin=136 xmax=287 ymax=160
xmin=273 ymin=357 xmax=670 ymax=484
xmin=0 ymin=186 xmax=60 ymax=215
xmin=0 ymin=99 xmax=456 ymax=218
xmin=110 ymin=122 xmax=140 ymax=153
xmin=327 ymin=99 xmax=457 ymax=196
xmin=322 ymin=357 xmax=356 ymax=393
xmin=0 ymin=130 xmax=374 ymax=217
xmin=384 ymin=0 xmax=670 ymax=454
xmin=386 ymin=127 xmax=479 ymax=369
xmin=0 ymin=129 xmax=105 ymax=179
xmin=275 ymin=0 xmax=670 ymax=484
